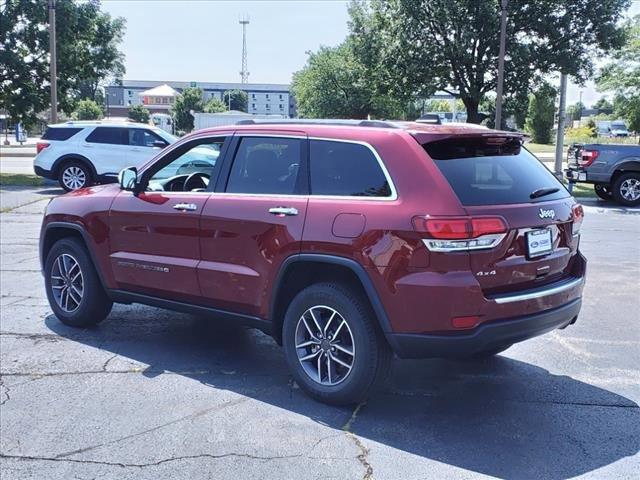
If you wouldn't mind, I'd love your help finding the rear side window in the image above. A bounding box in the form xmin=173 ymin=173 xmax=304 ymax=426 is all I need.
xmin=226 ymin=137 xmax=302 ymax=195
xmin=41 ymin=127 xmax=82 ymax=141
xmin=310 ymin=140 xmax=392 ymax=197
xmin=423 ymin=137 xmax=569 ymax=205
xmin=85 ymin=127 xmax=127 ymax=145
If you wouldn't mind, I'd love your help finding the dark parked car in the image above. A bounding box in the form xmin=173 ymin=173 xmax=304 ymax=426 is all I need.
xmin=566 ymin=143 xmax=640 ymax=206
xmin=40 ymin=120 xmax=586 ymax=405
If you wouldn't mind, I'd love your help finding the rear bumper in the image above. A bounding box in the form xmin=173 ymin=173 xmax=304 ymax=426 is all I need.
xmin=34 ymin=165 xmax=55 ymax=180
xmin=386 ymin=298 xmax=582 ymax=359
xmin=565 ymin=167 xmax=610 ymax=184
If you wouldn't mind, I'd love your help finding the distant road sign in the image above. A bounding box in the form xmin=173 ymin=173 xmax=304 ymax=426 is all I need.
xmin=190 ymin=81 xmax=197 ymax=87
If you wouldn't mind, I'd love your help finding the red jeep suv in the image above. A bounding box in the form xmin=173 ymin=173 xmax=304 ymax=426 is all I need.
xmin=40 ymin=120 xmax=586 ymax=404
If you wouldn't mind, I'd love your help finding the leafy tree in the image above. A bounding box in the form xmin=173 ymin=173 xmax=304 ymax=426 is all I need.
xmin=171 ymin=88 xmax=204 ymax=133
xmin=204 ymin=98 xmax=227 ymax=113
xmin=567 ymin=102 xmax=586 ymax=122
xmin=128 ymin=104 xmax=150 ymax=123
xmin=73 ymin=99 xmax=102 ymax=120
xmin=597 ymin=15 xmax=640 ymax=133
xmin=585 ymin=117 xmax=598 ymax=136
xmin=349 ymin=0 xmax=629 ymax=123
xmin=0 ymin=0 xmax=126 ymax=128
xmin=525 ymin=82 xmax=557 ymax=144
xmin=292 ymin=41 xmax=404 ymax=119
xmin=592 ymin=97 xmax=613 ymax=112
xmin=222 ymin=90 xmax=248 ymax=112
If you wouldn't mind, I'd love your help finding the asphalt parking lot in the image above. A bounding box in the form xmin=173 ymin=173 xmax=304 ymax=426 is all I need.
xmin=0 ymin=186 xmax=638 ymax=480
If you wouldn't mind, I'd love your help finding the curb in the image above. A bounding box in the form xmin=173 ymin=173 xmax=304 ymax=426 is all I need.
xmin=0 ymin=152 xmax=35 ymax=158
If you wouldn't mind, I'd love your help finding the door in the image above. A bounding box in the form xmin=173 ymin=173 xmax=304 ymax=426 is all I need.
xmin=198 ymin=134 xmax=308 ymax=317
xmin=82 ymin=126 xmax=131 ymax=175
xmin=108 ymin=135 xmax=229 ymax=302
xmin=127 ymin=127 xmax=168 ymax=168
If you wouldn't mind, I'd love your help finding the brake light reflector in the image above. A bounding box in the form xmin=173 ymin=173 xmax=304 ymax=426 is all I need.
xmin=36 ymin=142 xmax=50 ymax=154
xmin=452 ymin=316 xmax=480 ymax=329
xmin=579 ymin=150 xmax=599 ymax=167
xmin=572 ymin=204 xmax=584 ymax=236
xmin=413 ymin=216 xmax=508 ymax=252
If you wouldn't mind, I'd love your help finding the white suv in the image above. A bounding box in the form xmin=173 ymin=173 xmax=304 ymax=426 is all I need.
xmin=34 ymin=121 xmax=177 ymax=191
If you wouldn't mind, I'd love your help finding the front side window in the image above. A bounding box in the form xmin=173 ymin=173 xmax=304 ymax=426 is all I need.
xmin=146 ymin=138 xmax=225 ymax=192
xmin=85 ymin=127 xmax=127 ymax=145
xmin=128 ymin=128 xmax=164 ymax=147
xmin=226 ymin=137 xmax=302 ymax=195
xmin=310 ymin=140 xmax=392 ymax=197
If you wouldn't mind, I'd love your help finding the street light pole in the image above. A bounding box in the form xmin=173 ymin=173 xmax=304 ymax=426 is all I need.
xmin=554 ymin=73 xmax=568 ymax=180
xmin=48 ymin=0 xmax=58 ymax=123
xmin=494 ymin=0 xmax=508 ymax=129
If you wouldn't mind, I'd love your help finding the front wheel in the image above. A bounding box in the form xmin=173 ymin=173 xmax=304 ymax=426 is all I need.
xmin=44 ymin=237 xmax=112 ymax=327
xmin=282 ymin=283 xmax=390 ymax=405
xmin=612 ymin=173 xmax=640 ymax=206
xmin=59 ymin=161 xmax=93 ymax=191
xmin=594 ymin=184 xmax=612 ymax=201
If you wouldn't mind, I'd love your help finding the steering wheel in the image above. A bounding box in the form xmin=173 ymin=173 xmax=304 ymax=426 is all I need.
xmin=184 ymin=172 xmax=210 ymax=191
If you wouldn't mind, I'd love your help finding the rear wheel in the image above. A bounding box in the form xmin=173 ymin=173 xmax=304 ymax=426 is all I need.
xmin=594 ymin=184 xmax=612 ymax=201
xmin=59 ymin=161 xmax=92 ymax=191
xmin=612 ymin=172 xmax=640 ymax=206
xmin=282 ymin=283 xmax=390 ymax=405
xmin=44 ymin=237 xmax=112 ymax=327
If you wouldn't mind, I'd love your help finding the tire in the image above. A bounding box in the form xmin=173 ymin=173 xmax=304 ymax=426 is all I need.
xmin=44 ymin=237 xmax=112 ymax=327
xmin=58 ymin=161 xmax=93 ymax=191
xmin=612 ymin=172 xmax=640 ymax=207
xmin=282 ymin=282 xmax=391 ymax=405
xmin=470 ymin=343 xmax=512 ymax=359
xmin=594 ymin=184 xmax=612 ymax=201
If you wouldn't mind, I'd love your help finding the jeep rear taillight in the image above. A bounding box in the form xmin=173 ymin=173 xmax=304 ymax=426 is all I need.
xmin=572 ymin=204 xmax=584 ymax=236
xmin=412 ymin=216 xmax=508 ymax=252
xmin=36 ymin=142 xmax=50 ymax=154
xmin=579 ymin=150 xmax=599 ymax=167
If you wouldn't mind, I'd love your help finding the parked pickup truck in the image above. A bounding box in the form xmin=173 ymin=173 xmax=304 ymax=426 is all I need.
xmin=566 ymin=143 xmax=640 ymax=206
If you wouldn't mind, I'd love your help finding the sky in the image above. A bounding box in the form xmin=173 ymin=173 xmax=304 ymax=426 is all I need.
xmin=101 ymin=0 xmax=640 ymax=108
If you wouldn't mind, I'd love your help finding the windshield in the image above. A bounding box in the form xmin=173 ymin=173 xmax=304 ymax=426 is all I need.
xmin=423 ymin=137 xmax=570 ymax=206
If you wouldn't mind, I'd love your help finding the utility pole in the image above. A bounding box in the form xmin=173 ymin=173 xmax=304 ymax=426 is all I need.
xmin=48 ymin=0 xmax=58 ymax=123
xmin=239 ymin=15 xmax=250 ymax=84
xmin=554 ymin=73 xmax=568 ymax=180
xmin=494 ymin=0 xmax=508 ymax=129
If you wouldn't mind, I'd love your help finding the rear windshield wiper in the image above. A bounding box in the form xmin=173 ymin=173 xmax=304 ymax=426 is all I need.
xmin=530 ymin=187 xmax=560 ymax=199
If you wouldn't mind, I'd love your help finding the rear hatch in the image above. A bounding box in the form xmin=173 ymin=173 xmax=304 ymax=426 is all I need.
xmin=419 ymin=135 xmax=581 ymax=295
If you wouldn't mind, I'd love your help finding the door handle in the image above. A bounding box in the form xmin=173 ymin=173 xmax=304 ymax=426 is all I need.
xmin=173 ymin=203 xmax=198 ymax=211
xmin=269 ymin=207 xmax=299 ymax=216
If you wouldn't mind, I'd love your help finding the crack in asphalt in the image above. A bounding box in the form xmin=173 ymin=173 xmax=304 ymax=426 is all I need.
xmin=0 ymin=378 xmax=9 ymax=406
xmin=342 ymin=402 xmax=373 ymax=480
xmin=0 ymin=433 xmax=343 ymax=469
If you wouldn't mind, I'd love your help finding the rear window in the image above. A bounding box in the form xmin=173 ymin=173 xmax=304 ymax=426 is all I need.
xmin=85 ymin=127 xmax=127 ymax=145
xmin=310 ymin=139 xmax=392 ymax=197
xmin=41 ymin=127 xmax=82 ymax=141
xmin=423 ymin=137 xmax=569 ymax=205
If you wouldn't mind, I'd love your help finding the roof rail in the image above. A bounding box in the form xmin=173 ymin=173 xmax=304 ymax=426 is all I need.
xmin=235 ymin=118 xmax=401 ymax=129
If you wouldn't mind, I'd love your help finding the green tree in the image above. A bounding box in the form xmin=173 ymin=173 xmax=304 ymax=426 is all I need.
xmin=0 ymin=0 xmax=126 ymax=128
xmin=171 ymin=88 xmax=204 ymax=133
xmin=567 ymin=102 xmax=586 ymax=122
xmin=128 ymin=104 xmax=150 ymax=123
xmin=292 ymin=41 xmax=404 ymax=119
xmin=204 ymin=98 xmax=227 ymax=113
xmin=597 ymin=15 xmax=640 ymax=133
xmin=592 ymin=97 xmax=613 ymax=112
xmin=73 ymin=99 xmax=103 ymax=120
xmin=349 ymin=0 xmax=629 ymax=123
xmin=222 ymin=90 xmax=248 ymax=112
xmin=525 ymin=82 xmax=557 ymax=144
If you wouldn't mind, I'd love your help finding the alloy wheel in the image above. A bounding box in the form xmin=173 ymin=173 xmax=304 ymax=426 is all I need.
xmin=50 ymin=253 xmax=84 ymax=313
xmin=620 ymin=178 xmax=640 ymax=201
xmin=295 ymin=305 xmax=355 ymax=386
xmin=62 ymin=166 xmax=87 ymax=190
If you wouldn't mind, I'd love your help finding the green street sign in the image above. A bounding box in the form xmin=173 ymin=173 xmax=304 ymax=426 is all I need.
xmin=190 ymin=81 xmax=197 ymax=87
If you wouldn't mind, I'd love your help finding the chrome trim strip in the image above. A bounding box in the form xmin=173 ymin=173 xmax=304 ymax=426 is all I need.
xmin=421 ymin=233 xmax=507 ymax=252
xmin=492 ymin=277 xmax=583 ymax=304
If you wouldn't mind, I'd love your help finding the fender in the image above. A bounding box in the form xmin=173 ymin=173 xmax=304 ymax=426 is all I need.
xmin=270 ymin=253 xmax=395 ymax=336
xmin=41 ymin=221 xmax=109 ymax=290
xmin=613 ymin=159 xmax=640 ymax=173
xmin=51 ymin=154 xmax=98 ymax=179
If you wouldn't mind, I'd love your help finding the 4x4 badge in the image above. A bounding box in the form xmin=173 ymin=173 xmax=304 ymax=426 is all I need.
xmin=538 ymin=208 xmax=555 ymax=219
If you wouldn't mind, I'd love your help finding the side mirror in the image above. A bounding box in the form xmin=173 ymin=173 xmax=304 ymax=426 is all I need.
xmin=152 ymin=140 xmax=168 ymax=149
xmin=118 ymin=167 xmax=138 ymax=191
